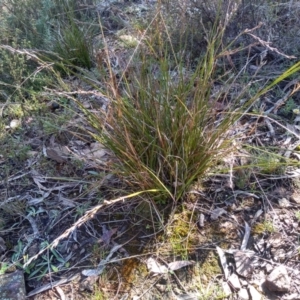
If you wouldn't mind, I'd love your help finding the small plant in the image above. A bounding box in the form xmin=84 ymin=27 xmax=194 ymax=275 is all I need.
xmin=196 ymin=279 xmax=227 ymax=300
xmin=0 ymin=262 xmax=10 ymax=275
xmin=234 ymin=168 xmax=252 ymax=189
xmin=0 ymin=0 xmax=92 ymax=50
xmin=14 ymin=241 xmax=67 ymax=281
xmin=295 ymin=211 xmax=300 ymax=221
xmin=252 ymin=220 xmax=275 ymax=234
xmin=280 ymin=98 xmax=297 ymax=117
xmin=53 ymin=21 xmax=93 ymax=69
xmin=263 ymin=221 xmax=275 ymax=233
xmin=255 ymin=152 xmax=285 ymax=175
xmin=74 ymin=202 xmax=92 ymax=220
xmin=0 ymin=134 xmax=32 ymax=162
xmin=166 ymin=210 xmax=197 ymax=259
xmin=91 ymin=289 xmax=106 ymax=300
xmin=90 ymin=244 xmax=108 ymax=267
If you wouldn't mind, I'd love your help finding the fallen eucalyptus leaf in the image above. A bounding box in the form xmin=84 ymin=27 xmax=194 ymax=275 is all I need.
xmin=216 ymin=246 xmax=229 ymax=279
xmin=167 ymin=260 xmax=195 ymax=271
xmin=146 ymin=258 xmax=168 ymax=274
xmin=211 ymin=208 xmax=227 ymax=220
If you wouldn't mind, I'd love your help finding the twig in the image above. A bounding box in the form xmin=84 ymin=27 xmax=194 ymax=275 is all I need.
xmin=26 ymin=274 xmax=80 ymax=297
xmin=245 ymin=30 xmax=296 ymax=59
xmin=23 ymin=190 xmax=158 ymax=268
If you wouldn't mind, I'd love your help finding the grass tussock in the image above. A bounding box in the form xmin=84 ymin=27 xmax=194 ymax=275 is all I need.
xmin=86 ymin=21 xmax=239 ymax=202
xmin=84 ymin=4 xmax=300 ymax=203
xmin=53 ymin=20 xmax=93 ymax=69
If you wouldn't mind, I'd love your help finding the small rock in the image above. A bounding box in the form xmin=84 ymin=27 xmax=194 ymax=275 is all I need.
xmin=271 ymin=248 xmax=286 ymax=262
xmin=0 ymin=270 xmax=26 ymax=300
xmin=278 ymin=198 xmax=290 ymax=207
xmin=238 ymin=288 xmax=249 ymax=300
xmin=240 ymin=278 xmax=248 ymax=287
xmin=293 ymin=222 xmax=298 ymax=229
xmin=265 ymin=264 xmax=273 ymax=273
xmin=156 ymin=284 xmax=167 ymax=293
xmin=228 ymin=273 xmax=241 ymax=290
xmin=291 ymin=192 xmax=300 ymax=204
xmin=268 ymin=233 xmax=283 ymax=248
xmin=222 ymin=281 xmax=232 ymax=297
xmin=248 ymin=285 xmax=262 ymax=300
xmin=210 ymin=207 xmax=227 ymax=220
xmin=175 ymin=293 xmax=199 ymax=300
xmin=283 ymin=293 xmax=300 ymax=300
xmin=265 ymin=265 xmax=290 ymax=292
xmin=79 ymin=275 xmax=98 ymax=292
xmin=198 ymin=213 xmax=205 ymax=227
xmin=234 ymin=250 xmax=255 ymax=278
xmin=9 ymin=119 xmax=21 ymax=129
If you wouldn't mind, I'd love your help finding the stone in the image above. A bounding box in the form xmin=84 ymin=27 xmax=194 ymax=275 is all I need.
xmin=0 ymin=270 xmax=26 ymax=300
xmin=291 ymin=192 xmax=300 ymax=204
xmin=240 ymin=279 xmax=248 ymax=287
xmin=222 ymin=281 xmax=232 ymax=297
xmin=293 ymin=222 xmax=298 ymax=229
xmin=9 ymin=119 xmax=21 ymax=129
xmin=265 ymin=265 xmax=290 ymax=292
xmin=238 ymin=288 xmax=249 ymax=300
xmin=265 ymin=264 xmax=273 ymax=273
xmin=228 ymin=273 xmax=241 ymax=290
xmin=268 ymin=232 xmax=283 ymax=248
xmin=233 ymin=250 xmax=255 ymax=278
xmin=283 ymin=293 xmax=300 ymax=300
xmin=174 ymin=293 xmax=199 ymax=300
xmin=248 ymin=285 xmax=262 ymax=300
xmin=79 ymin=275 xmax=98 ymax=292
xmin=278 ymin=198 xmax=290 ymax=207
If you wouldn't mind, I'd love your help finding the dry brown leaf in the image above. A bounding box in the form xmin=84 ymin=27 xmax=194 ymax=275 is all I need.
xmin=146 ymin=258 xmax=168 ymax=274
xmin=46 ymin=148 xmax=67 ymax=163
xmin=211 ymin=207 xmax=227 ymax=220
xmin=81 ymin=142 xmax=108 ymax=160
xmin=216 ymin=246 xmax=229 ymax=279
xmin=167 ymin=260 xmax=195 ymax=271
xmin=233 ymin=250 xmax=255 ymax=278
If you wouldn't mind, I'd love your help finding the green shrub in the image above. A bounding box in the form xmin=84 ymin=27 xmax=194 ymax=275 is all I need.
xmin=1 ymin=0 xmax=57 ymax=48
xmin=0 ymin=0 xmax=94 ymax=113
xmin=1 ymin=0 xmax=94 ymax=69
